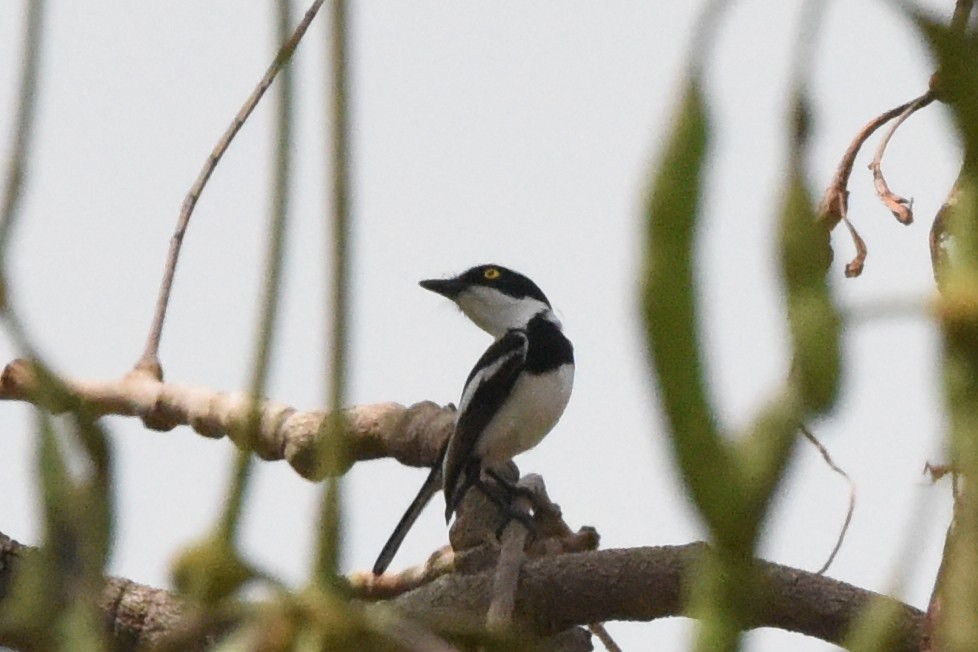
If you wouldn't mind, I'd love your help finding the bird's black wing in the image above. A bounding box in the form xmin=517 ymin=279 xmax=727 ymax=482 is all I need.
xmin=442 ymin=329 xmax=528 ymax=520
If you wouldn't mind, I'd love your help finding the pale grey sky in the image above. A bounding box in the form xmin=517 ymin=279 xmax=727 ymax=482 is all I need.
xmin=0 ymin=2 xmax=960 ymax=649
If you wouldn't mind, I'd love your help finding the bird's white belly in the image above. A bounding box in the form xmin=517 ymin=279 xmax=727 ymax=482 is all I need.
xmin=474 ymin=363 xmax=574 ymax=465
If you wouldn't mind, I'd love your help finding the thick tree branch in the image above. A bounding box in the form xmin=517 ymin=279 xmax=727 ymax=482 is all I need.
xmin=385 ymin=543 xmax=925 ymax=650
xmin=0 ymin=531 xmax=925 ymax=650
xmin=0 ymin=532 xmax=213 ymax=650
xmin=0 ymin=359 xmax=453 ymax=479
xmin=0 ymin=361 xmax=929 ymax=649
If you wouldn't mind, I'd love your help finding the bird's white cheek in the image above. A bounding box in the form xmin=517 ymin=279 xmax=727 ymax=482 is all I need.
xmin=455 ymin=293 xmax=512 ymax=337
xmin=455 ymin=289 xmax=551 ymax=337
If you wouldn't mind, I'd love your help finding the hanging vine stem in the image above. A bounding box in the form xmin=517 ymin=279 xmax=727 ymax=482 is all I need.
xmin=135 ymin=0 xmax=326 ymax=379
xmin=315 ymin=0 xmax=353 ymax=585
xmin=0 ymin=1 xmax=45 ymax=263
xmin=0 ymin=0 xmax=47 ymax=357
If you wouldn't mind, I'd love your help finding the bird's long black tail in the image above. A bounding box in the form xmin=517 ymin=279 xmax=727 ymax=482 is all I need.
xmin=372 ymin=463 xmax=443 ymax=575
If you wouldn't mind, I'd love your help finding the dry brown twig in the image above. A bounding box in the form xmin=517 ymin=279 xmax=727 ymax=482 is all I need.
xmin=135 ymin=0 xmax=326 ymax=379
xmin=841 ymin=216 xmax=868 ymax=278
xmin=485 ymin=476 xmax=617 ymax=649
xmin=800 ymin=425 xmax=856 ymax=575
xmin=358 ymin=470 xmax=600 ymax=597
xmin=818 ymin=98 xmax=917 ymax=276
xmin=868 ymin=91 xmax=936 ymax=226
xmin=481 ymin=474 xmax=615 ymax=650
xmin=486 ymin=476 xmax=539 ymax=632
xmin=350 ymin=546 xmax=457 ymax=601
xmin=819 ymin=88 xmax=941 ymax=278
xmin=588 ymin=623 xmax=623 ymax=652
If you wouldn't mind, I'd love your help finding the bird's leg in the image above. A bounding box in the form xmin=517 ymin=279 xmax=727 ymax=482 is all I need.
xmin=476 ymin=469 xmax=537 ymax=541
xmin=449 ymin=458 xmax=514 ymax=519
xmin=485 ymin=467 xmax=538 ymax=503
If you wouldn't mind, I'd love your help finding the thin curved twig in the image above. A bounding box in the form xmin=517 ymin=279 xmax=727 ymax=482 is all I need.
xmin=841 ymin=216 xmax=868 ymax=278
xmin=135 ymin=0 xmax=326 ymax=378
xmin=868 ymin=90 xmax=936 ymax=225
xmin=817 ymin=97 xmax=921 ymax=277
xmin=800 ymin=424 xmax=856 ymax=575
xmin=818 ymin=99 xmax=918 ymax=231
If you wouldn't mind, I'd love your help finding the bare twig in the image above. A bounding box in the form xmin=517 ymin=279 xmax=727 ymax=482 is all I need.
xmin=351 ymin=546 xmax=456 ymax=600
xmin=923 ymin=461 xmax=955 ymax=484
xmin=817 ymin=98 xmax=921 ymax=276
xmin=486 ymin=476 xmax=539 ymax=632
xmin=841 ymin=216 xmax=868 ymax=278
xmin=588 ymin=623 xmax=623 ymax=652
xmin=800 ymin=425 xmax=856 ymax=575
xmin=136 ymin=0 xmax=326 ymax=378
xmin=818 ymin=99 xmax=917 ymax=231
xmin=915 ymin=462 xmax=959 ymax=652
xmin=357 ymin=472 xmax=601 ymax=601
xmin=868 ymin=91 xmax=936 ymax=225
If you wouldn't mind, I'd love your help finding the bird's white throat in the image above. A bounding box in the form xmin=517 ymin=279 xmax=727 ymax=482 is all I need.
xmin=456 ymin=286 xmax=555 ymax=337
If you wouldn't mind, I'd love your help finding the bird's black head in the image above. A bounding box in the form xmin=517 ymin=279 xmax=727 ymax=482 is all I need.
xmin=419 ymin=264 xmax=557 ymax=337
xmin=419 ymin=264 xmax=551 ymax=307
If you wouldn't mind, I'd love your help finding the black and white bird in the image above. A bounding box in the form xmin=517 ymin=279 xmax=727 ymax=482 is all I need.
xmin=372 ymin=264 xmax=574 ymax=575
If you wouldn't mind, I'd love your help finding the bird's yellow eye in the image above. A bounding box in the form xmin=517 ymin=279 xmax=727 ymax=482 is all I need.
xmin=483 ymin=268 xmax=501 ymax=280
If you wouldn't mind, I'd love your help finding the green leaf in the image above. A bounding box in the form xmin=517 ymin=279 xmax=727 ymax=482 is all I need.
xmin=914 ymin=13 xmax=978 ymax=165
xmin=779 ymin=167 xmax=840 ymax=415
xmin=642 ymin=80 xmax=739 ymax=535
xmin=0 ymin=402 xmax=113 ymax=650
xmin=171 ymin=533 xmax=255 ymax=604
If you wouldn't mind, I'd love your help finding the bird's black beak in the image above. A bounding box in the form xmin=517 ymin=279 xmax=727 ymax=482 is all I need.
xmin=419 ymin=277 xmax=464 ymax=299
